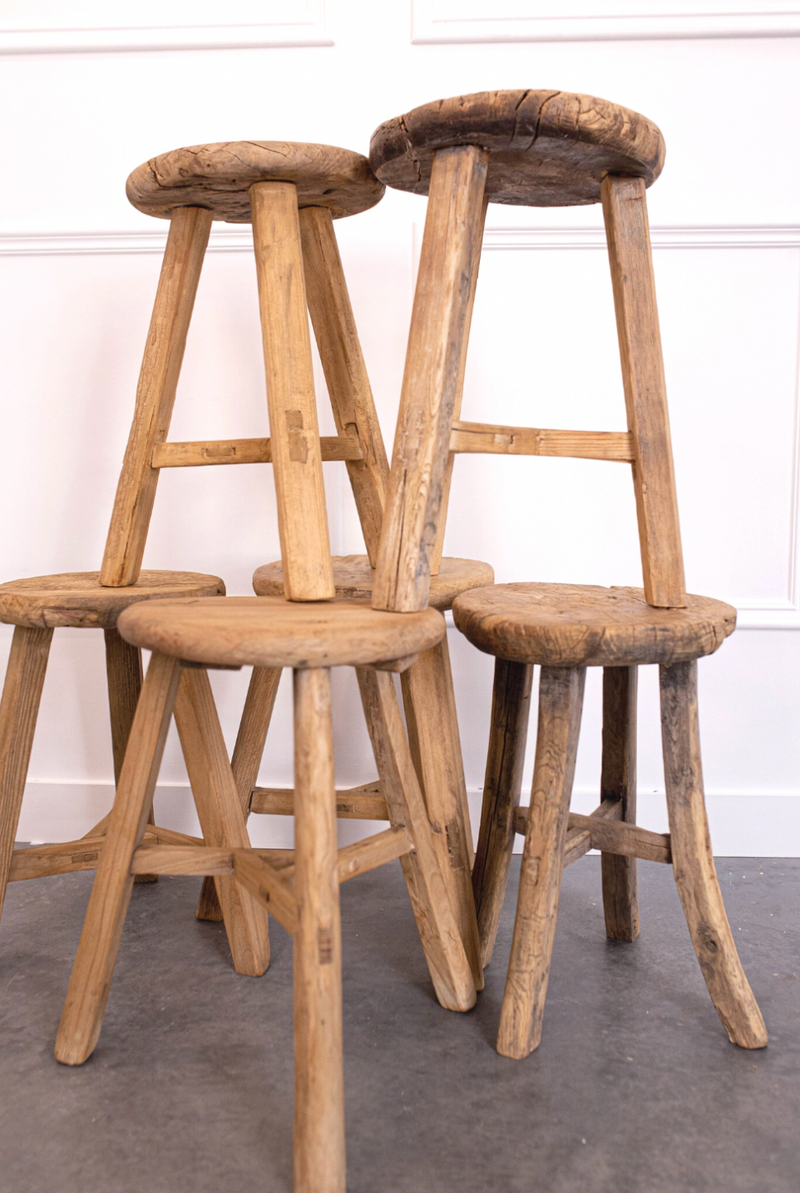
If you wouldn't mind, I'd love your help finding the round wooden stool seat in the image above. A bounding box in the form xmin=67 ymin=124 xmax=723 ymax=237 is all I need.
xmin=370 ymin=90 xmax=664 ymax=207
xmin=252 ymin=554 xmax=494 ymax=611
xmin=118 ymin=595 xmax=445 ymax=670
xmin=126 ymin=141 xmax=385 ymax=223
xmin=452 ymin=583 xmax=735 ymax=668
xmin=0 ymin=571 xmax=225 ymax=630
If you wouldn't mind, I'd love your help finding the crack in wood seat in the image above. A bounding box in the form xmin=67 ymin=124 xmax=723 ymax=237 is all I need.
xmin=253 ymin=554 xmax=494 ymax=611
xmin=0 ymin=570 xmax=225 ymax=630
xmin=452 ymin=583 xmax=736 ymax=668
xmin=126 ymin=141 xmax=385 ymax=223
xmin=117 ymin=596 xmax=445 ymax=671
xmin=369 ymin=90 xmax=664 ymax=207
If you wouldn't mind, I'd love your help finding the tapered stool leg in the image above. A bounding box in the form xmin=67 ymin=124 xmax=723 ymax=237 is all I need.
xmin=472 ymin=658 xmax=533 ymax=968
xmin=0 ymin=626 xmax=53 ymax=921
xmin=55 ymin=651 xmax=182 ymax=1065
xmin=600 ymin=665 xmax=640 ymax=941
xmin=659 ymin=660 xmax=767 ymax=1048
xmin=293 ymin=668 xmax=345 ymax=1193
xmin=401 ymin=638 xmax=483 ymax=989
xmin=497 ymin=666 xmax=585 ymax=1059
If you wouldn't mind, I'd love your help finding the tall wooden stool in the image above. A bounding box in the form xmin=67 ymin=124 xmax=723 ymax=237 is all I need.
xmin=54 ymin=160 xmax=479 ymax=1193
xmin=369 ymin=90 xmax=767 ymax=1056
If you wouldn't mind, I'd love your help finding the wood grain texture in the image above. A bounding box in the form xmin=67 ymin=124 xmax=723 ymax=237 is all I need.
xmin=0 ymin=570 xmax=225 ymax=630
xmin=117 ymin=595 xmax=446 ymax=671
xmin=254 ymin=554 xmax=494 ymax=612
xmin=659 ymin=661 xmax=767 ymax=1049
xmin=370 ymin=91 xmax=664 ymax=207
xmin=173 ymin=669 xmax=270 ymax=976
xmin=300 ymin=206 xmax=390 ymax=567
xmin=250 ymin=780 xmax=386 ymax=820
xmin=55 ymin=651 xmax=182 ymax=1065
xmin=336 ymin=827 xmax=413 ymax=883
xmin=152 ymin=435 xmax=362 ymax=468
xmin=373 ymin=145 xmax=488 ymax=613
xmin=234 ymin=850 xmax=298 ymax=936
xmin=497 ymin=666 xmax=586 ymax=1059
xmin=601 ymin=665 xmax=640 ymax=940
xmin=127 ymin=141 xmax=384 ymax=223
xmin=100 ymin=206 xmax=213 ymax=586
xmin=251 ymin=181 xmax=335 ymax=602
xmin=449 ymin=421 xmax=634 ymax=461
xmin=453 ymin=583 xmax=735 ymax=668
xmin=471 ymin=658 xmax=533 ymax=969
xmin=602 ymin=174 xmax=685 ymax=608
xmin=292 ymin=668 xmax=346 ymax=1193
xmin=0 ymin=626 xmax=53 ymax=919
xmin=400 ymin=639 xmax=483 ymax=988
xmin=357 ymin=667 xmax=476 ymax=1012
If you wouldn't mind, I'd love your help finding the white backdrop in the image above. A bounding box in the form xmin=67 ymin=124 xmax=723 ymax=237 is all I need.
xmin=1 ymin=1 xmax=799 ymax=854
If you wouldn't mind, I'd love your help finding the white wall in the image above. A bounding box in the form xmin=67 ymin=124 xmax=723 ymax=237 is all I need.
xmin=1 ymin=2 xmax=799 ymax=854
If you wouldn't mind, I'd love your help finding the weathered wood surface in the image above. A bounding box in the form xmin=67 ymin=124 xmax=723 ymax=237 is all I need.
xmin=373 ymin=145 xmax=488 ymax=613
xmin=660 ymin=661 xmax=767 ymax=1049
xmin=0 ymin=570 xmax=224 ymax=629
xmin=250 ymin=780 xmax=387 ymax=820
xmin=600 ymin=665 xmax=640 ymax=939
xmin=254 ymin=555 xmax=494 ymax=612
xmin=450 ymin=421 xmax=634 ymax=461
xmin=233 ymin=850 xmax=298 ymax=936
xmin=152 ymin=435 xmax=362 ymax=468
xmin=100 ymin=206 xmax=212 ymax=586
xmin=497 ymin=666 xmax=585 ymax=1059
xmin=472 ymin=658 xmax=533 ymax=968
xmin=335 ymin=826 xmax=413 ymax=883
xmin=453 ymin=583 xmax=735 ymax=668
xmin=300 ymin=205 xmax=389 ymax=566
xmin=118 ymin=595 xmax=446 ymax=671
xmin=370 ymin=90 xmax=664 ymax=206
xmin=0 ymin=626 xmax=53 ymax=917
xmin=127 ymin=141 xmax=384 ymax=223
xmin=602 ymin=174 xmax=685 ymax=608
xmin=251 ymin=181 xmax=335 ymax=602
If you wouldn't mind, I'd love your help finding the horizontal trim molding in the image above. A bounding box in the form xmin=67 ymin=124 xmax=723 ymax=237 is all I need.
xmin=412 ymin=1 xmax=800 ymax=44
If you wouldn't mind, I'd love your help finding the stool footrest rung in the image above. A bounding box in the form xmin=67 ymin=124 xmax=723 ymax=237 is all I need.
xmin=449 ymin=421 xmax=634 ymax=462
xmin=513 ymin=800 xmax=672 ymax=864
xmin=151 ymin=434 xmax=363 ymax=469
xmin=250 ymin=780 xmax=388 ymax=820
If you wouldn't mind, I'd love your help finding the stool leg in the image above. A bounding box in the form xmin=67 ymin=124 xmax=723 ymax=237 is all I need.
xmin=358 ymin=667 xmax=476 ymax=1012
xmin=400 ymin=638 xmax=483 ymax=989
xmin=600 ymin=665 xmax=640 ymax=941
xmin=660 ymin=661 xmax=767 ymax=1049
xmin=472 ymin=658 xmax=533 ymax=969
xmin=196 ymin=665 xmax=282 ymax=921
xmin=174 ymin=669 xmax=270 ymax=977
xmin=497 ymin=665 xmax=585 ymax=1059
xmin=293 ymin=668 xmax=345 ymax=1193
xmin=55 ymin=651 xmax=181 ymax=1065
xmin=0 ymin=625 xmax=53 ymax=922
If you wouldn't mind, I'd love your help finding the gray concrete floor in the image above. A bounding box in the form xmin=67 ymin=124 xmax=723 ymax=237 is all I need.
xmin=0 ymin=855 xmax=797 ymax=1193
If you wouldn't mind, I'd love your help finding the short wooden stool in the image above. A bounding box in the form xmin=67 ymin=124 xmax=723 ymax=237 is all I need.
xmin=368 ymin=90 xmax=767 ymax=1056
xmin=54 ymin=151 xmax=479 ymax=1193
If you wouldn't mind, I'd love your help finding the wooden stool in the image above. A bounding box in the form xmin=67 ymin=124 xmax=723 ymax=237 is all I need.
xmin=54 ymin=152 xmax=480 ymax=1193
xmin=368 ymin=90 xmax=767 ymax=1055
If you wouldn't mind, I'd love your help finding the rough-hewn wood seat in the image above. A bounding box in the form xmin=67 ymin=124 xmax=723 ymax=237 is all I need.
xmin=253 ymin=554 xmax=494 ymax=611
xmin=0 ymin=571 xmax=225 ymax=630
xmin=369 ymin=90 xmax=664 ymax=207
xmin=127 ymin=141 xmax=385 ymax=223
xmin=118 ymin=596 xmax=445 ymax=670
xmin=452 ymin=583 xmax=736 ymax=668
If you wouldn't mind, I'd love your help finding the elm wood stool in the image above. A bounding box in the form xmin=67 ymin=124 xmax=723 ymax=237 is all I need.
xmin=369 ymin=90 xmax=767 ymax=1056
xmin=54 ymin=166 xmax=478 ymax=1192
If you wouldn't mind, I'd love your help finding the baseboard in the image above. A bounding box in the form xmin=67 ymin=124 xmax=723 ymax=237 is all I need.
xmin=16 ymin=781 xmax=800 ymax=858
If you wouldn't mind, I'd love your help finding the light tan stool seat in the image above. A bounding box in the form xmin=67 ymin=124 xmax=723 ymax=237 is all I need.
xmin=453 ymin=584 xmax=736 ymax=668
xmin=127 ymin=140 xmax=384 ymax=223
xmin=0 ymin=571 xmax=224 ymax=630
xmin=253 ymin=554 xmax=494 ymax=611
xmin=370 ymin=89 xmax=664 ymax=207
xmin=118 ymin=596 xmax=444 ymax=671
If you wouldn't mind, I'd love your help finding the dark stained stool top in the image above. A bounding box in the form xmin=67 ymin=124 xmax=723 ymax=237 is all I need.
xmin=127 ymin=141 xmax=385 ymax=223
xmin=370 ymin=90 xmax=664 ymax=207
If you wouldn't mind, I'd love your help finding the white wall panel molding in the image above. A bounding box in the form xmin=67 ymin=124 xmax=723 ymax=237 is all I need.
xmin=0 ymin=1 xmax=330 ymax=55
xmin=0 ymin=229 xmax=255 ymax=256
xmin=412 ymin=0 xmax=800 ymax=44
